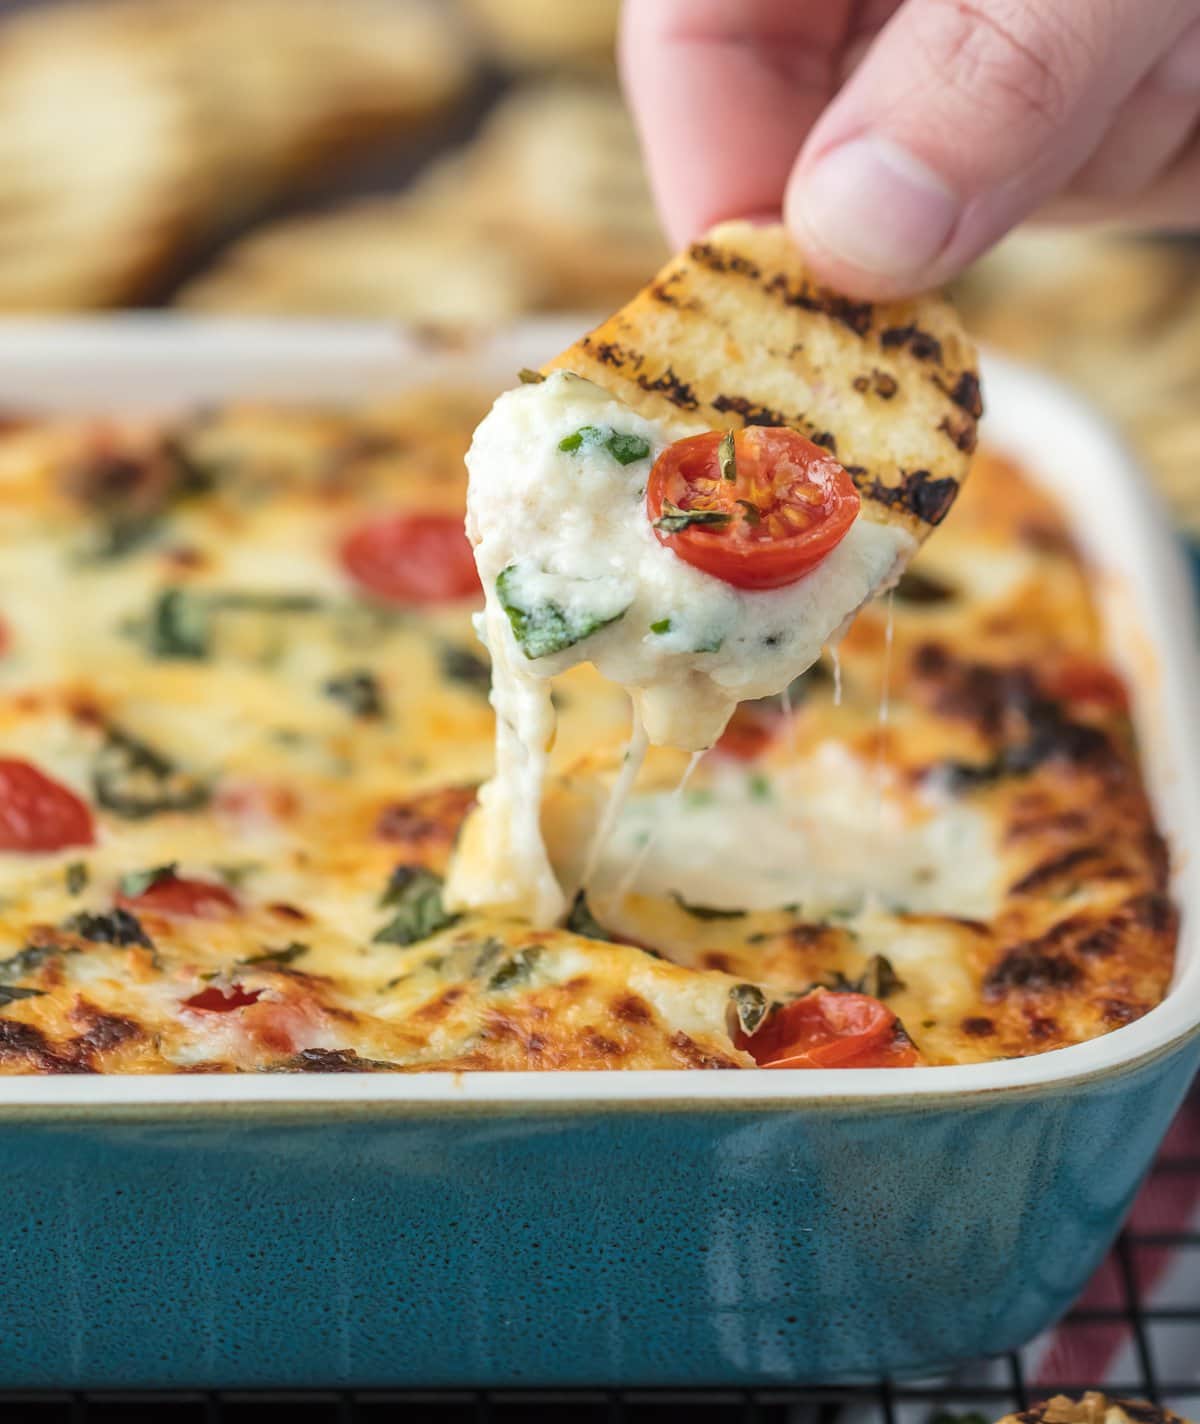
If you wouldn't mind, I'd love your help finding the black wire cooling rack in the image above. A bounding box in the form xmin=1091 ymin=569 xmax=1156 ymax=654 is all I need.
xmin=4 ymin=1103 xmax=1197 ymax=1424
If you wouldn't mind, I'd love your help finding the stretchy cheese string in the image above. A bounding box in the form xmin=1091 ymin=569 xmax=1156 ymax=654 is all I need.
xmin=600 ymin=747 xmax=704 ymax=915
xmin=582 ymin=711 xmax=649 ymax=891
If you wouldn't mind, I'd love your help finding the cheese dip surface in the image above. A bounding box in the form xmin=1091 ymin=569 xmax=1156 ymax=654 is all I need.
xmin=447 ymin=372 xmax=914 ymax=923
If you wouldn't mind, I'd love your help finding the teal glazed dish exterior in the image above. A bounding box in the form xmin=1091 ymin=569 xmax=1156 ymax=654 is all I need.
xmin=0 ymin=323 xmax=1197 ymax=1389
xmin=1 ymin=1045 xmax=1199 ymax=1389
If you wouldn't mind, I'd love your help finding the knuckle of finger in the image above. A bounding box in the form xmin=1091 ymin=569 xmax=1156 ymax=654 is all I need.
xmin=918 ymin=0 xmax=1084 ymax=133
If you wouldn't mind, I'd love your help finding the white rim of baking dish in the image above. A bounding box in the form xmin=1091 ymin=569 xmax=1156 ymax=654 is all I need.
xmin=0 ymin=315 xmax=1195 ymax=1109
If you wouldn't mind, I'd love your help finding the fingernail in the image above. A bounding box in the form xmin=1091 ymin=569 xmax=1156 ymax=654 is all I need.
xmin=790 ymin=136 xmax=960 ymax=278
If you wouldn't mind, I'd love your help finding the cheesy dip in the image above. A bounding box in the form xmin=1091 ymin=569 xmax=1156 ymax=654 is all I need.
xmin=0 ymin=382 xmax=1174 ymax=1072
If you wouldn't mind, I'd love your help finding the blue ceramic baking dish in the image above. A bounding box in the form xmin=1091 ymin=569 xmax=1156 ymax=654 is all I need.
xmin=0 ymin=320 xmax=1197 ymax=1391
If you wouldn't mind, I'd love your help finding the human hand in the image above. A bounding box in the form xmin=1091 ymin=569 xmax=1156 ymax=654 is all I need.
xmin=621 ymin=0 xmax=1200 ymax=298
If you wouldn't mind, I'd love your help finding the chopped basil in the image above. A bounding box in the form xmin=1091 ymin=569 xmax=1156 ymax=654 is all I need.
xmin=496 ymin=564 xmax=630 ymax=660
xmin=670 ymin=891 xmax=745 ymax=920
xmin=64 ymin=908 xmax=153 ymax=949
xmin=92 ymin=725 xmax=210 ymax=821
xmin=84 ymin=512 xmax=162 ymax=563
xmin=487 ymin=945 xmax=542 ymax=992
xmin=736 ymin=499 xmax=761 ymax=525
xmin=747 ymin=773 xmax=772 ymax=802
xmin=139 ymin=588 xmax=326 ymax=662
xmin=565 ymin=890 xmax=613 ymax=943
xmin=653 ymin=500 xmax=732 ymax=534
xmin=718 ymin=430 xmax=737 ymax=483
xmin=518 ymin=367 xmax=545 ymax=384
xmin=729 ymin=983 xmax=768 ymax=1036
xmin=558 ymin=425 xmax=602 ymax=454
xmin=439 ymin=643 xmax=491 ymax=694
xmin=148 ymin=588 xmax=211 ymax=660
xmin=64 ymin=861 xmax=89 ymax=896
xmin=469 ymin=938 xmax=505 ymax=978
xmin=117 ymin=863 xmax=178 ymax=899
xmin=239 ymin=941 xmax=309 ymax=967
xmin=649 ymin=618 xmax=672 ymax=635
xmin=854 ymin=954 xmax=905 ymax=1000
xmin=558 ymin=425 xmax=651 ymax=465
xmin=0 ymin=944 xmax=64 ymax=979
xmin=605 ymin=432 xmax=652 ymax=465
xmin=322 ymin=669 xmax=385 ymax=719
xmin=373 ymin=866 xmax=458 ymax=946
xmin=0 ymin=984 xmax=46 ymax=1007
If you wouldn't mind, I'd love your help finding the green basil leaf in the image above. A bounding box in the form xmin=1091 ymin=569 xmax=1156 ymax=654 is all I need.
xmin=605 ymin=432 xmax=651 ymax=465
xmin=322 ymin=669 xmax=385 ymax=719
xmin=558 ymin=425 xmax=602 ymax=454
xmin=0 ymin=984 xmax=46 ymax=1007
xmin=373 ymin=866 xmax=458 ymax=946
xmin=565 ymin=890 xmax=613 ymax=943
xmin=239 ymin=941 xmax=309 ymax=968
xmin=439 ymin=643 xmax=491 ymax=695
xmin=148 ymin=588 xmax=211 ymax=660
xmin=496 ymin=564 xmax=630 ymax=660
xmin=487 ymin=945 xmax=542 ymax=992
xmin=653 ymin=500 xmax=732 ymax=534
xmin=718 ymin=430 xmax=737 ymax=483
xmin=729 ymin=983 xmax=768 ymax=1036
xmin=670 ymin=891 xmax=746 ymax=920
xmin=118 ymin=863 xmax=178 ymax=899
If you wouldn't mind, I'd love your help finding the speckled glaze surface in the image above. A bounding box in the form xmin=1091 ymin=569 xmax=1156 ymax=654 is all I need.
xmin=1 ymin=1038 xmax=1196 ymax=1389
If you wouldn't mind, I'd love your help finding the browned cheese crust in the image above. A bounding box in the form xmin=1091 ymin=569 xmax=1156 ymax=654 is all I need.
xmin=0 ymin=384 xmax=1175 ymax=1072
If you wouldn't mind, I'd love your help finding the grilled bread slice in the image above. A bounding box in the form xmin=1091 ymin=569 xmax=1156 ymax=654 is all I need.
xmin=544 ymin=220 xmax=981 ymax=541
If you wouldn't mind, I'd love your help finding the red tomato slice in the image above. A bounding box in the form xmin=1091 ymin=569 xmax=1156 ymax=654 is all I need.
xmin=713 ymin=704 xmax=778 ymax=760
xmin=119 ymin=874 xmax=238 ymax=920
xmin=183 ymin=984 xmax=263 ymax=1013
xmin=647 ymin=428 xmax=860 ymax=590
xmin=340 ymin=512 xmax=479 ymax=604
xmin=1040 ymin=655 xmax=1129 ymax=714
xmin=0 ymin=758 xmax=94 ymax=853
xmin=737 ymin=989 xmax=919 ymax=1069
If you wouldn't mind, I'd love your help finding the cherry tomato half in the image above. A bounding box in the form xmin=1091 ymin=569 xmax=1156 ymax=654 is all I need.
xmin=737 ymin=989 xmax=920 ymax=1069
xmin=713 ymin=703 xmax=778 ymax=760
xmin=0 ymin=758 xmax=94 ymax=853
xmin=647 ymin=428 xmax=860 ymax=590
xmin=340 ymin=512 xmax=479 ymax=604
xmin=119 ymin=874 xmax=239 ymax=920
xmin=182 ymin=985 xmax=263 ymax=1013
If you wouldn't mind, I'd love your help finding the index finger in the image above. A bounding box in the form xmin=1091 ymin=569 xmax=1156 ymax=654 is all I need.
xmin=620 ymin=0 xmax=857 ymax=246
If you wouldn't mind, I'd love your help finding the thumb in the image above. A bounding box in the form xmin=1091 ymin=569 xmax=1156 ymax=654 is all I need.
xmin=785 ymin=0 xmax=1187 ymax=298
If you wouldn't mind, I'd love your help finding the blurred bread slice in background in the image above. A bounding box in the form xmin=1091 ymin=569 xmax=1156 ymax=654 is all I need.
xmin=176 ymin=198 xmax=543 ymax=328
xmin=0 ymin=1 xmax=200 ymax=309
xmin=956 ymin=228 xmax=1200 ymax=537
xmin=460 ymin=0 xmax=620 ymax=70
xmin=442 ymin=81 xmax=668 ymax=306
xmin=179 ymin=81 xmax=667 ymax=325
xmin=0 ymin=0 xmax=472 ymax=309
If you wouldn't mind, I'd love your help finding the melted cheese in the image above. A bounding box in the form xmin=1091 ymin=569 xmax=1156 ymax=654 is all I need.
xmin=446 ymin=373 xmax=914 ymax=923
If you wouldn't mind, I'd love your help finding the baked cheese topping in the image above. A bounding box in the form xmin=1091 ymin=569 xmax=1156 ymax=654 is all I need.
xmin=0 ymin=387 xmax=1175 ymax=1074
xmin=447 ymin=372 xmax=914 ymax=923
